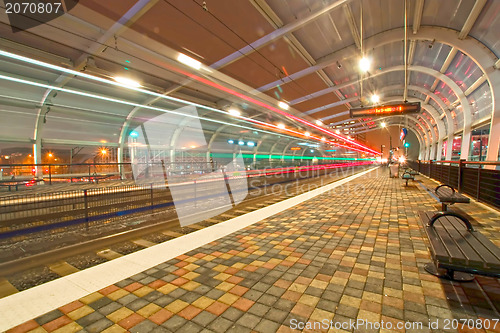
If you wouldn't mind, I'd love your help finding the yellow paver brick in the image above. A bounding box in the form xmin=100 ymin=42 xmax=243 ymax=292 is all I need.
xmin=52 ymin=322 xmax=81 ymax=333
xmin=215 ymin=281 xmax=236 ymax=292
xmin=107 ymin=289 xmax=129 ymax=301
xmin=340 ymin=295 xmax=361 ymax=308
xmin=192 ymin=296 xmax=215 ymax=309
xmin=137 ymin=303 xmax=161 ymax=317
xmin=133 ymin=286 xmax=153 ymax=297
xmin=67 ymin=305 xmax=94 ymax=320
xmin=218 ymin=293 xmax=239 ymax=305
xmin=107 ymin=307 xmax=134 ymax=323
xmin=101 ymin=324 xmax=128 ymax=333
xmin=79 ymin=292 xmax=103 ymax=304
xmin=165 ymin=299 xmax=189 ymax=314
xmin=181 ymin=281 xmax=201 ymax=291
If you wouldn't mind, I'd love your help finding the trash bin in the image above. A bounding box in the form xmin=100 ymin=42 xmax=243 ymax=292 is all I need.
xmin=389 ymin=164 xmax=399 ymax=178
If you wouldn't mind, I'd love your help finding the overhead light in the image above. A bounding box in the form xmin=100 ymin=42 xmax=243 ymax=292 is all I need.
xmin=371 ymin=94 xmax=380 ymax=103
xmin=381 ymin=122 xmax=386 ymax=128
xmin=247 ymin=141 xmax=255 ymax=147
xmin=321 ymin=137 xmax=326 ymax=141
xmin=113 ymin=76 xmax=141 ymax=88
xmin=177 ymin=53 xmax=201 ymax=70
xmin=227 ymin=139 xmax=234 ymax=144
xmin=278 ymin=101 xmax=289 ymax=110
xmin=190 ymin=145 xmax=197 ymax=148
xmin=359 ymin=57 xmax=371 ymax=72
xmin=228 ymin=108 xmax=241 ymax=116
xmin=129 ymin=131 xmax=139 ymax=138
xmin=277 ymin=123 xmax=286 ymax=129
xmin=336 ymin=130 xmax=340 ymax=134
xmin=238 ymin=141 xmax=245 ymax=145
xmin=304 ymin=131 xmax=311 ymax=137
xmin=315 ymin=120 xmax=323 ymax=126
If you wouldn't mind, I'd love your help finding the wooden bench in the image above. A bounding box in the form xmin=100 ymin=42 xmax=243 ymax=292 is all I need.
xmin=401 ymin=170 xmax=414 ymax=186
xmin=408 ymin=169 xmax=419 ymax=176
xmin=435 ymin=184 xmax=470 ymax=211
xmin=419 ymin=211 xmax=500 ymax=281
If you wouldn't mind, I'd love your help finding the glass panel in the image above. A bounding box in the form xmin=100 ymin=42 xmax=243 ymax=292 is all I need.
xmin=469 ymin=127 xmax=490 ymax=161
xmin=468 ymin=82 xmax=493 ymax=123
xmin=441 ymin=140 xmax=447 ymax=160
xmin=451 ymin=135 xmax=461 ymax=161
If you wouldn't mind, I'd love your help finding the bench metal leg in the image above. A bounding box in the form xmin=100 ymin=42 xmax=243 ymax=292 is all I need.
xmin=441 ymin=203 xmax=447 ymax=211
xmin=424 ymin=263 xmax=474 ymax=282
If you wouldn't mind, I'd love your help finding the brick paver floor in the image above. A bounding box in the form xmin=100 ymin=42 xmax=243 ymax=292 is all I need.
xmin=6 ymin=167 xmax=500 ymax=333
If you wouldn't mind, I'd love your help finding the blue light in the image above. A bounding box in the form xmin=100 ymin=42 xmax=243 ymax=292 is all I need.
xmin=247 ymin=141 xmax=255 ymax=147
xmin=238 ymin=141 xmax=245 ymax=145
xmin=404 ymin=142 xmax=410 ymax=148
xmin=130 ymin=131 xmax=139 ymax=138
xmin=227 ymin=139 xmax=234 ymax=144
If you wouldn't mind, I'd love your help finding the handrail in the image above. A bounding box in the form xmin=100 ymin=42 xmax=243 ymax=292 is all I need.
xmin=416 ymin=160 xmax=500 ymax=166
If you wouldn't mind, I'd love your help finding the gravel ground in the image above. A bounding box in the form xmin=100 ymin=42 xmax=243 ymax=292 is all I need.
xmin=8 ymin=266 xmax=60 ymax=291
xmin=65 ymin=252 xmax=108 ymax=270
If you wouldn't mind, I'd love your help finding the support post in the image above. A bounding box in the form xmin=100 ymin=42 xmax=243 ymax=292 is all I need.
xmin=84 ymin=189 xmax=89 ymax=232
xmin=458 ymin=159 xmax=465 ymax=193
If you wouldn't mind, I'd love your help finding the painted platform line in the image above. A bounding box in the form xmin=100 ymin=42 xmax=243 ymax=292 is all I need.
xmin=0 ymin=166 xmax=377 ymax=331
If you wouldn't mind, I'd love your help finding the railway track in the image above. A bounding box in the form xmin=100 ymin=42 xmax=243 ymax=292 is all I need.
xmin=0 ymin=164 xmax=373 ymax=297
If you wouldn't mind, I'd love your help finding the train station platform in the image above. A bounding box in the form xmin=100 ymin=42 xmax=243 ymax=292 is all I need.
xmin=1 ymin=167 xmax=499 ymax=333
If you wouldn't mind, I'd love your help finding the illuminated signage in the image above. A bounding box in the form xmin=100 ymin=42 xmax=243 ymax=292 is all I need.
xmin=290 ymin=147 xmax=301 ymax=151
xmin=350 ymin=102 xmax=420 ymax=117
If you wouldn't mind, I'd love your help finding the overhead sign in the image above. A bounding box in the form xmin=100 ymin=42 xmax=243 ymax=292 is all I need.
xmin=350 ymin=102 xmax=421 ymax=118
xmin=291 ymin=147 xmax=301 ymax=151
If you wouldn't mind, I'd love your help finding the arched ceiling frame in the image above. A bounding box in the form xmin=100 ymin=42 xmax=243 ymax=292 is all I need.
xmin=256 ymin=26 xmax=499 ymax=161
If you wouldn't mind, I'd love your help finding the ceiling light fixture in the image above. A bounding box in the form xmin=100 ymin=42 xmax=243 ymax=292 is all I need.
xmin=177 ymin=53 xmax=201 ymax=70
xmin=371 ymin=94 xmax=380 ymax=103
xmin=315 ymin=120 xmax=323 ymax=126
xmin=278 ymin=101 xmax=289 ymax=110
xmin=304 ymin=131 xmax=311 ymax=137
xmin=359 ymin=57 xmax=371 ymax=72
xmin=228 ymin=108 xmax=241 ymax=117
xmin=277 ymin=123 xmax=286 ymax=129
xmin=113 ymin=76 xmax=141 ymax=88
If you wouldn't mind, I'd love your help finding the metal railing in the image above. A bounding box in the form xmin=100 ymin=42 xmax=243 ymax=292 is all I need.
xmin=409 ymin=160 xmax=500 ymax=210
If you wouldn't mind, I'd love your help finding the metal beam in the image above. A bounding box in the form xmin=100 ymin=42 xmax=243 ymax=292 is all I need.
xmin=343 ymin=4 xmax=361 ymax=49
xmin=413 ymin=0 xmax=425 ymax=34
xmin=458 ymin=0 xmax=487 ymax=39
xmin=210 ymin=0 xmax=350 ymax=69
xmin=303 ymin=97 xmax=358 ymax=115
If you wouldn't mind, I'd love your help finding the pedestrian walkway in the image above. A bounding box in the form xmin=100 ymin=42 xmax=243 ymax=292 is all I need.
xmin=2 ymin=167 xmax=499 ymax=333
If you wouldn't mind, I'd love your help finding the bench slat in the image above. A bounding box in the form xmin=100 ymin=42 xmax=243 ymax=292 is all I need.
xmin=459 ymin=231 xmax=500 ymax=269
xmin=439 ymin=216 xmax=485 ymax=267
xmin=421 ymin=213 xmax=450 ymax=262
xmin=420 ymin=211 xmax=500 ymax=275
xmin=422 ymin=212 xmax=467 ymax=265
